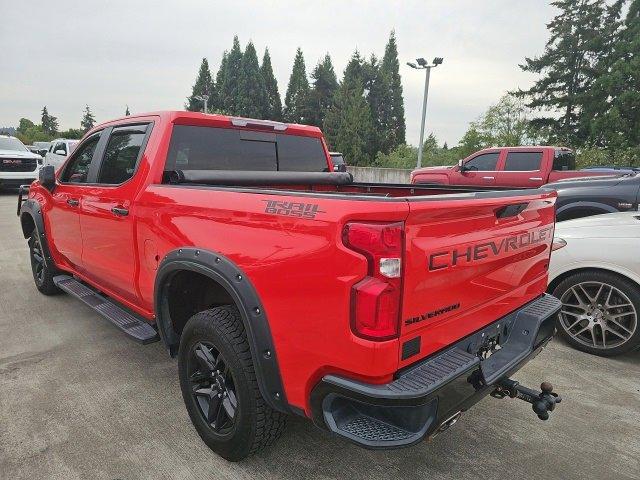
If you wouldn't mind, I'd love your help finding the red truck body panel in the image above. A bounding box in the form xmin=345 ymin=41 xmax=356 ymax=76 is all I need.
xmin=28 ymin=111 xmax=557 ymax=416
xmin=411 ymin=146 xmax=613 ymax=188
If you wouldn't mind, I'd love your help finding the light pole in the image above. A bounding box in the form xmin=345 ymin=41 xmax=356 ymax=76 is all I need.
xmin=407 ymin=57 xmax=443 ymax=168
xmin=195 ymin=94 xmax=210 ymax=114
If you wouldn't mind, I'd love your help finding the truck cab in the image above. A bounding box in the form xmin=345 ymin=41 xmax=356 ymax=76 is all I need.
xmin=411 ymin=146 xmax=611 ymax=188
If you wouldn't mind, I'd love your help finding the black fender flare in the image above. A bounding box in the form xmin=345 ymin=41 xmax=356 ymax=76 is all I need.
xmin=19 ymin=198 xmax=54 ymax=269
xmin=556 ymin=201 xmax=617 ymax=220
xmin=154 ymin=248 xmax=291 ymax=414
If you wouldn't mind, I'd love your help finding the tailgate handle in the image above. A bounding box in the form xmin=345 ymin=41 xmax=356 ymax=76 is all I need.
xmin=495 ymin=203 xmax=528 ymax=219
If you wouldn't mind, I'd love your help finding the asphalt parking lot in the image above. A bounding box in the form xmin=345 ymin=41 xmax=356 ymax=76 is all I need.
xmin=1 ymin=191 xmax=639 ymax=480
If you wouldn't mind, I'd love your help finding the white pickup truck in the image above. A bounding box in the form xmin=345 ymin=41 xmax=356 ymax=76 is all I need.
xmin=0 ymin=135 xmax=43 ymax=190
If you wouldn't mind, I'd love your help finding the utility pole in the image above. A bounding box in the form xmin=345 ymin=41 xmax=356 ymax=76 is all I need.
xmin=407 ymin=57 xmax=444 ymax=168
xmin=195 ymin=94 xmax=210 ymax=114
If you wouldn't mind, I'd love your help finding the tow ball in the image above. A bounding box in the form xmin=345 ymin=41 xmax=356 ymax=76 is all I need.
xmin=491 ymin=379 xmax=562 ymax=420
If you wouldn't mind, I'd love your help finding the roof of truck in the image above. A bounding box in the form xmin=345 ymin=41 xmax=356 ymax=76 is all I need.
xmin=90 ymin=111 xmax=323 ymax=138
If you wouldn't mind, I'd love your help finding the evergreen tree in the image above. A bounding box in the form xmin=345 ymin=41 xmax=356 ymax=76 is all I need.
xmin=283 ymin=48 xmax=310 ymax=123
xmin=237 ymin=41 xmax=269 ymax=118
xmin=516 ymin=0 xmax=608 ymax=145
xmin=379 ymin=31 xmax=406 ymax=152
xmin=125 ymin=105 xmax=130 ymax=116
xmin=588 ymin=0 xmax=639 ymax=151
xmin=80 ymin=105 xmax=96 ymax=132
xmin=306 ymin=54 xmax=338 ymax=128
xmin=363 ymin=54 xmax=387 ymax=156
xmin=323 ymin=52 xmax=375 ymax=166
xmin=185 ymin=58 xmax=216 ymax=112
xmin=41 ymin=106 xmax=58 ymax=136
xmin=260 ymin=48 xmax=283 ymax=120
xmin=219 ymin=36 xmax=243 ymax=114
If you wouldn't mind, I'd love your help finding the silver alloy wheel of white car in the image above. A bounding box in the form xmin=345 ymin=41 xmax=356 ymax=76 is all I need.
xmin=559 ymin=281 xmax=638 ymax=350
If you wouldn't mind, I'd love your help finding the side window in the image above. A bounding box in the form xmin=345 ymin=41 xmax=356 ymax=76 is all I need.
xmin=504 ymin=152 xmax=542 ymax=171
xmin=465 ymin=152 xmax=499 ymax=171
xmin=61 ymin=135 xmax=100 ymax=183
xmin=55 ymin=142 xmax=67 ymax=155
xmin=96 ymin=125 xmax=148 ymax=184
xmin=553 ymin=150 xmax=575 ymax=171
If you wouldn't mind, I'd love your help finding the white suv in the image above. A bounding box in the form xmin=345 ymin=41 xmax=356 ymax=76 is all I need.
xmin=45 ymin=138 xmax=79 ymax=170
xmin=0 ymin=135 xmax=43 ymax=190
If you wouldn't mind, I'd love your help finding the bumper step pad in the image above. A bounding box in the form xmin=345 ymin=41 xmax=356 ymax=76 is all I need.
xmin=53 ymin=275 xmax=159 ymax=344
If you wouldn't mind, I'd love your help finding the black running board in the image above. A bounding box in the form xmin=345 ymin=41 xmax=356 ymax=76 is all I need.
xmin=53 ymin=275 xmax=159 ymax=344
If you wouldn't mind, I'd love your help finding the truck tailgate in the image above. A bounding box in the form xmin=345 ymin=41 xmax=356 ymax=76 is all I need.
xmin=400 ymin=190 xmax=557 ymax=363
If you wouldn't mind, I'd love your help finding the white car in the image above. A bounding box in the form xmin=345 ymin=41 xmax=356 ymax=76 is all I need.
xmin=549 ymin=211 xmax=640 ymax=356
xmin=44 ymin=138 xmax=79 ymax=170
xmin=0 ymin=135 xmax=43 ymax=190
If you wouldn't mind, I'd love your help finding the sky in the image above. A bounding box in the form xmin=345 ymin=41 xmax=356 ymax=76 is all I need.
xmin=0 ymin=0 xmax=557 ymax=146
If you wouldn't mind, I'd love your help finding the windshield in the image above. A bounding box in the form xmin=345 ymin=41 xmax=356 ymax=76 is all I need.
xmin=0 ymin=137 xmax=29 ymax=152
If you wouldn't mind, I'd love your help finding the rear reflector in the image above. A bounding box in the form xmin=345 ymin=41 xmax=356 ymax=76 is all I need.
xmin=343 ymin=222 xmax=404 ymax=340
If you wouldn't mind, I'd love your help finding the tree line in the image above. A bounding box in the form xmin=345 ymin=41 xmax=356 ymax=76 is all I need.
xmin=185 ymin=33 xmax=406 ymax=166
xmin=14 ymin=105 xmax=130 ymax=145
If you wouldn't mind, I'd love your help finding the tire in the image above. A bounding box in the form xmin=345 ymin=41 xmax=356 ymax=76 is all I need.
xmin=552 ymin=271 xmax=640 ymax=356
xmin=178 ymin=306 xmax=287 ymax=461
xmin=29 ymin=234 xmax=61 ymax=295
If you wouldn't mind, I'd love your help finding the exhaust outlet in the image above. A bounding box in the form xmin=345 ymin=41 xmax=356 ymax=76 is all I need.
xmin=427 ymin=411 xmax=462 ymax=440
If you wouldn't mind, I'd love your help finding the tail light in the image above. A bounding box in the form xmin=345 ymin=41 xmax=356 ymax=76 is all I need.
xmin=343 ymin=222 xmax=404 ymax=340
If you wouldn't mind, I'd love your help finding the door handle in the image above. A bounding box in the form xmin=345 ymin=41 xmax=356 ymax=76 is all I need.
xmin=111 ymin=206 xmax=129 ymax=216
xmin=482 ymin=176 xmax=495 ymax=180
xmin=66 ymin=198 xmax=79 ymax=207
xmin=529 ymin=177 xmax=543 ymax=181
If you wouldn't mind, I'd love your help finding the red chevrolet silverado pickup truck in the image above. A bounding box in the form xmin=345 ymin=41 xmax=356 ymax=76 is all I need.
xmin=411 ymin=146 xmax=612 ymax=188
xmin=18 ymin=111 xmax=563 ymax=460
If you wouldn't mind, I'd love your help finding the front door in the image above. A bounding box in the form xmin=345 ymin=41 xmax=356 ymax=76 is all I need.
xmin=47 ymin=133 xmax=102 ymax=269
xmin=450 ymin=151 xmax=500 ymax=186
xmin=79 ymin=123 xmax=150 ymax=304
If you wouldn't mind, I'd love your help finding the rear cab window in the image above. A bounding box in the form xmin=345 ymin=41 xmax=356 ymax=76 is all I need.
xmin=552 ymin=149 xmax=575 ymax=171
xmin=503 ymin=151 xmax=543 ymax=171
xmin=164 ymin=125 xmax=328 ymax=174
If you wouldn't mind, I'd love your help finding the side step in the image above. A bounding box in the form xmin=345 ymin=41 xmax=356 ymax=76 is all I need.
xmin=53 ymin=275 xmax=159 ymax=344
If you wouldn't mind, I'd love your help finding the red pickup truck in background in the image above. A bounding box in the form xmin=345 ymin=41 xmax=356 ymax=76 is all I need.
xmin=411 ymin=146 xmax=613 ymax=188
xmin=18 ymin=111 xmax=562 ymax=461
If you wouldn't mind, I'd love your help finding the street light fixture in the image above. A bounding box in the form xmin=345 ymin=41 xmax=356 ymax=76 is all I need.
xmin=195 ymin=94 xmax=210 ymax=114
xmin=407 ymin=56 xmax=444 ymax=168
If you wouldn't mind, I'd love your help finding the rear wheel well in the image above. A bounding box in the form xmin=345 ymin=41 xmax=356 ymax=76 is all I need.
xmin=548 ymin=267 xmax=637 ymax=294
xmin=165 ymin=270 xmax=236 ymax=337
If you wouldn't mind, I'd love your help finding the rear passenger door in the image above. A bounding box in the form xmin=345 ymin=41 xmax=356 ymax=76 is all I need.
xmin=79 ymin=123 xmax=152 ymax=304
xmin=495 ymin=150 xmax=545 ymax=188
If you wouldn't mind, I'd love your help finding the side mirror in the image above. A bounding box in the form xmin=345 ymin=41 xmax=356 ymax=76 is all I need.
xmin=457 ymin=159 xmax=467 ymax=172
xmin=334 ymin=164 xmax=347 ymax=172
xmin=54 ymin=149 xmax=66 ymax=155
xmin=39 ymin=165 xmax=56 ymax=191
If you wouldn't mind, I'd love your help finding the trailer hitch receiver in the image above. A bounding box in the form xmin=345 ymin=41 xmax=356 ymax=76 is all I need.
xmin=491 ymin=379 xmax=562 ymax=420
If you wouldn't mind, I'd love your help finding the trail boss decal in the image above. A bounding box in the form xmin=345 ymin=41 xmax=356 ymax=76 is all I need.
xmin=428 ymin=226 xmax=553 ymax=271
xmin=263 ymin=200 xmax=325 ymax=219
